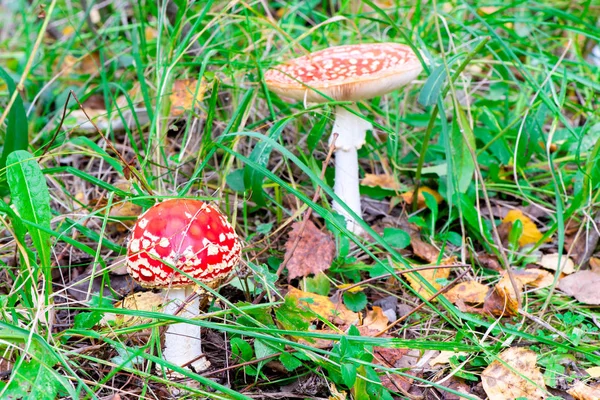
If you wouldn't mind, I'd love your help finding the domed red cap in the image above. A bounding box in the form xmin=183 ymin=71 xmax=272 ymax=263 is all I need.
xmin=126 ymin=199 xmax=241 ymax=287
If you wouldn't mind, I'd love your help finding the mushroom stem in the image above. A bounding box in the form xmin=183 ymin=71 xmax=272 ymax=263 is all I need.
xmin=162 ymin=286 xmax=210 ymax=373
xmin=330 ymin=105 xmax=372 ymax=234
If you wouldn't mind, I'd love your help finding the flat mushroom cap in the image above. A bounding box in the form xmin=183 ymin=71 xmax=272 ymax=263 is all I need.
xmin=264 ymin=43 xmax=422 ymax=102
xmin=127 ymin=199 xmax=241 ymax=288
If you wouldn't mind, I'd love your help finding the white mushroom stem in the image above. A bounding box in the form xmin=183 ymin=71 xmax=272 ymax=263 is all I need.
xmin=330 ymin=105 xmax=373 ymax=234
xmin=162 ymin=286 xmax=210 ymax=373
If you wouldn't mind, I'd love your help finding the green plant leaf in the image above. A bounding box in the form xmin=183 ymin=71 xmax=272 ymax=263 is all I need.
xmin=6 ymin=151 xmax=52 ymax=270
xmin=244 ymin=118 xmax=290 ymax=206
xmin=341 ymin=362 xmax=357 ymax=387
xmin=0 ymin=66 xmax=29 ymax=173
xmin=305 ymin=272 xmax=331 ymax=296
xmin=451 ymin=105 xmax=476 ymax=193
xmin=418 ymin=55 xmax=461 ymax=107
xmin=383 ymin=227 xmax=411 ymax=249
xmin=279 ymin=352 xmax=302 ymax=371
xmin=343 ymin=291 xmax=368 ymax=312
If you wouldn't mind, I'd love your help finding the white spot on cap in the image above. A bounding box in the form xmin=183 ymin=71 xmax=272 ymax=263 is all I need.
xmin=142 ymin=239 xmax=151 ymax=249
xmin=219 ymin=233 xmax=226 ymax=242
xmin=129 ymin=239 xmax=140 ymax=253
xmin=138 ymin=218 xmax=149 ymax=229
xmin=158 ymin=237 xmax=170 ymax=247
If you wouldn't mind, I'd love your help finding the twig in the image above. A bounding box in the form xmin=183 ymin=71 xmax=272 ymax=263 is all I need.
xmin=276 ymin=134 xmax=338 ymax=278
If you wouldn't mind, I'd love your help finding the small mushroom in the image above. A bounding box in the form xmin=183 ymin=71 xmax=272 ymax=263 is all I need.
xmin=265 ymin=43 xmax=422 ymax=233
xmin=126 ymin=199 xmax=241 ymax=373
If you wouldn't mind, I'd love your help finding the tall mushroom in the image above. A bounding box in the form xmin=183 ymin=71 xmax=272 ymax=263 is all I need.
xmin=264 ymin=43 xmax=422 ymax=233
xmin=127 ymin=199 xmax=241 ymax=372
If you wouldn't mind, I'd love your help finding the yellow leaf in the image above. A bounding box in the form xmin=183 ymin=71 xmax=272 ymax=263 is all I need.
xmin=585 ymin=366 xmax=600 ymax=378
xmin=445 ymin=280 xmax=489 ymax=304
xmin=537 ymin=253 xmax=575 ymax=274
xmin=360 ymin=307 xmax=389 ymax=333
xmin=405 ymin=267 xmax=450 ymax=301
xmin=429 ymin=351 xmax=468 ymax=367
xmin=401 ymin=186 xmax=443 ymax=209
xmin=169 ymin=78 xmax=207 ymax=117
xmin=337 ymin=283 xmax=363 ymax=293
xmin=361 ymin=173 xmax=401 ymax=190
xmin=482 ymin=347 xmax=546 ymax=400
xmin=568 ymin=381 xmax=600 ymax=400
xmin=286 ymin=286 xmax=358 ymax=325
xmin=102 ymin=292 xmax=164 ymax=327
xmin=503 ymin=209 xmax=549 ymax=246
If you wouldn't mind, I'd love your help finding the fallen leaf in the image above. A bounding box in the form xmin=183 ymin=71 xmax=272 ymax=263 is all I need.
xmin=445 ymin=281 xmax=489 ymax=304
xmin=510 ymin=268 xmax=554 ymax=289
xmin=439 ymin=376 xmax=480 ymax=400
xmin=405 ymin=267 xmax=450 ymax=300
xmin=558 ymin=270 xmax=600 ymax=305
xmin=401 ymin=186 xmax=443 ymax=209
xmin=410 ymin=235 xmax=440 ymax=263
xmin=589 ymin=257 xmax=600 ymax=273
xmin=477 ymin=253 xmax=503 ymax=271
xmin=361 ymin=173 xmax=401 ymax=190
xmin=585 ymin=366 xmax=600 ymax=378
xmin=297 ymin=328 xmax=336 ymax=349
xmin=169 ymin=78 xmax=207 ymax=117
xmin=481 ymin=347 xmax=546 ymax=400
xmin=360 ymin=307 xmax=389 ymax=333
xmin=373 ymin=347 xmax=412 ymax=393
xmin=483 ymin=275 xmax=522 ymax=317
xmin=329 ymin=383 xmax=348 ymax=400
xmin=537 ymin=253 xmax=575 ymax=275
xmin=568 ymin=381 xmax=600 ymax=400
xmin=429 ymin=351 xmax=468 ymax=367
xmin=285 ymin=221 xmax=335 ymax=280
xmin=102 ymin=291 xmax=164 ymax=327
xmin=502 ymin=209 xmax=549 ymax=247
xmin=286 ymin=286 xmax=358 ymax=325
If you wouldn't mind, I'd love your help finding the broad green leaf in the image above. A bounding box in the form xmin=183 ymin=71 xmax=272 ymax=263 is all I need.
xmin=305 ymin=272 xmax=331 ymax=296
xmin=343 ymin=291 xmax=368 ymax=312
xmin=383 ymin=227 xmax=411 ymax=249
xmin=279 ymin=352 xmax=302 ymax=371
xmin=6 ymin=151 xmax=52 ymax=270
xmin=451 ymin=105 xmax=476 ymax=193
xmin=341 ymin=362 xmax=357 ymax=387
xmin=0 ymin=66 xmax=29 ymax=172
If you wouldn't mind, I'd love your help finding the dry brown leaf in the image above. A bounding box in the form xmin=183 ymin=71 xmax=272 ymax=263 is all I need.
xmin=558 ymin=270 xmax=600 ymax=305
xmin=567 ymin=381 xmax=600 ymax=400
xmin=589 ymin=257 xmax=600 ymax=273
xmin=360 ymin=307 xmax=389 ymax=333
xmin=586 ymin=366 xmax=600 ymax=378
xmin=482 ymin=347 xmax=547 ymax=400
xmin=502 ymin=209 xmax=549 ymax=247
xmin=476 ymin=253 xmax=503 ymax=272
xmin=169 ymin=78 xmax=207 ymax=117
xmin=483 ymin=275 xmax=522 ymax=317
xmin=102 ymin=291 xmax=164 ymax=327
xmin=373 ymin=347 xmax=412 ymax=393
xmin=109 ymin=201 xmax=143 ymax=233
xmin=401 ymin=186 xmax=443 ymax=209
xmin=361 ymin=173 xmax=401 ymax=190
xmin=445 ymin=281 xmax=489 ymax=304
xmin=410 ymin=235 xmax=440 ymax=263
xmin=285 ymin=220 xmax=335 ymax=280
xmin=510 ymin=268 xmax=554 ymax=289
xmin=286 ymin=286 xmax=358 ymax=325
xmin=405 ymin=267 xmax=450 ymax=301
xmin=439 ymin=376 xmax=480 ymax=400
xmin=537 ymin=253 xmax=575 ymax=275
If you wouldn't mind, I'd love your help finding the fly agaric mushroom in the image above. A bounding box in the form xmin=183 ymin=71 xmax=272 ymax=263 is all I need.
xmin=264 ymin=43 xmax=422 ymax=233
xmin=127 ymin=199 xmax=241 ymax=372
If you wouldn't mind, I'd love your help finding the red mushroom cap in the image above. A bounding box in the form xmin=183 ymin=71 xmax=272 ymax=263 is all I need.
xmin=126 ymin=199 xmax=241 ymax=287
xmin=264 ymin=43 xmax=422 ymax=102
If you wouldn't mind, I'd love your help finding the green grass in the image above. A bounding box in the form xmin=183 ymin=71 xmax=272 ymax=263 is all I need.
xmin=0 ymin=0 xmax=599 ymax=398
